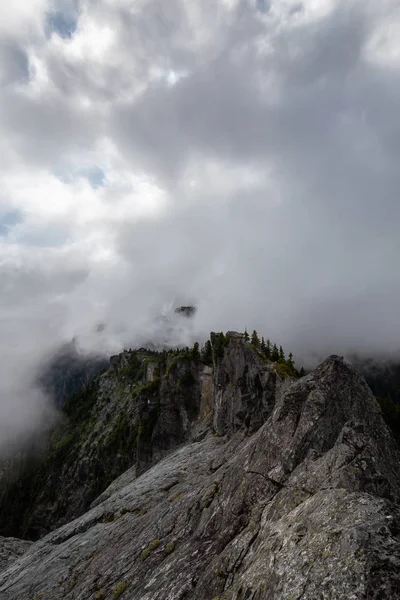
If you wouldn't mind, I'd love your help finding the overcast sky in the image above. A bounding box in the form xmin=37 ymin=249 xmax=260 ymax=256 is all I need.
xmin=1 ymin=0 xmax=400 ymax=448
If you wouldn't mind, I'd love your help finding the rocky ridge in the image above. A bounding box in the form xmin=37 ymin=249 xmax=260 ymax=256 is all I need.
xmin=0 ymin=332 xmax=278 ymax=539
xmin=1 ymin=335 xmax=400 ymax=599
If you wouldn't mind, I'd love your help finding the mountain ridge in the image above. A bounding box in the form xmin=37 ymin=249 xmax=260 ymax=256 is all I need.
xmin=1 ymin=334 xmax=400 ymax=598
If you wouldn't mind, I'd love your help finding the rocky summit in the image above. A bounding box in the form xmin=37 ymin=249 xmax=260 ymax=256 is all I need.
xmin=1 ymin=333 xmax=400 ymax=599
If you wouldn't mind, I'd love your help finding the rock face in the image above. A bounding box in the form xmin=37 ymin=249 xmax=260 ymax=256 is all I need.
xmin=0 ymin=334 xmax=276 ymax=540
xmin=1 ymin=341 xmax=400 ymax=599
xmin=0 ymin=538 xmax=31 ymax=574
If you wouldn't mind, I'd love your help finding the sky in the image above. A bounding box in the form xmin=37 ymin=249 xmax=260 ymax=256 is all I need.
xmin=0 ymin=0 xmax=400 ymax=449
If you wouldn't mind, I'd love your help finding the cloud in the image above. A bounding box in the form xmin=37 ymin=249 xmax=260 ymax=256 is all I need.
xmin=0 ymin=0 xmax=400 ymax=448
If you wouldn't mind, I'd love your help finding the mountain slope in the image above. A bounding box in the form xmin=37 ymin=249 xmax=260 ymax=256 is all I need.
xmin=1 ymin=344 xmax=400 ymax=599
xmin=0 ymin=332 xmax=278 ymax=539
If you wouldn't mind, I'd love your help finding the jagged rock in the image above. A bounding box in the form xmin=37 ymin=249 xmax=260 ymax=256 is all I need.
xmin=1 ymin=354 xmax=400 ymax=599
xmin=212 ymin=333 xmax=277 ymax=435
xmin=0 ymin=336 xmax=276 ymax=540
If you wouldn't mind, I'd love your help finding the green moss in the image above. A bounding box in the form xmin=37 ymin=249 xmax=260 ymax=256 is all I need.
xmin=149 ymin=538 xmax=161 ymax=551
xmin=141 ymin=548 xmax=151 ymax=560
xmin=165 ymin=357 xmax=181 ymax=378
xmin=95 ymin=591 xmax=106 ymax=600
xmin=166 ymin=541 xmax=176 ymax=555
xmin=112 ymin=581 xmax=128 ymax=598
xmin=105 ymin=412 xmax=131 ymax=449
xmin=132 ymin=377 xmax=161 ymax=398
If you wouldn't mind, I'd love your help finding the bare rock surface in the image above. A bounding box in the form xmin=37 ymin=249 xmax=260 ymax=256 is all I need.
xmin=0 ymin=537 xmax=32 ymax=574
xmin=1 ymin=354 xmax=400 ymax=599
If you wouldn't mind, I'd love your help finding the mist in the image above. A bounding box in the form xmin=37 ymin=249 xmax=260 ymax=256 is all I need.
xmin=1 ymin=0 xmax=400 ymax=450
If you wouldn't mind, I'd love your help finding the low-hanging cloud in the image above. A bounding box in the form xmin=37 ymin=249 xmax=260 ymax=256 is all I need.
xmin=1 ymin=0 xmax=400 ymax=450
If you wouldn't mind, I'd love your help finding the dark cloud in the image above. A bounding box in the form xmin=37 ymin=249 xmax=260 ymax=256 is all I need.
xmin=0 ymin=41 xmax=30 ymax=85
xmin=0 ymin=0 xmax=400 ymax=450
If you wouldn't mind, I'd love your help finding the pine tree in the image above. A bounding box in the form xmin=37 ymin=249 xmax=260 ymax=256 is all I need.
xmin=299 ymin=366 xmax=306 ymax=377
xmin=279 ymin=345 xmax=285 ymax=362
xmin=266 ymin=339 xmax=271 ymax=359
xmin=214 ymin=332 xmax=227 ymax=358
xmin=192 ymin=342 xmax=200 ymax=360
xmin=251 ymin=330 xmax=260 ymax=347
xmin=261 ymin=337 xmax=266 ymax=354
xmin=287 ymin=352 xmax=295 ymax=374
xmin=244 ymin=329 xmax=249 ymax=342
xmin=202 ymin=340 xmax=213 ymax=364
xmin=271 ymin=343 xmax=279 ymax=361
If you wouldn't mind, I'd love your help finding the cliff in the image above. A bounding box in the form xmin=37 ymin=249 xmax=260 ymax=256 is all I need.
xmin=1 ymin=335 xmax=400 ymax=599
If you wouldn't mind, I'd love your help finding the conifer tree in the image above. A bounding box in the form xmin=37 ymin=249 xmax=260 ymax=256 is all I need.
xmin=266 ymin=339 xmax=271 ymax=359
xmin=244 ymin=329 xmax=249 ymax=342
xmin=192 ymin=342 xmax=200 ymax=360
xmin=251 ymin=330 xmax=260 ymax=347
xmin=279 ymin=345 xmax=285 ymax=361
xmin=213 ymin=332 xmax=226 ymax=358
xmin=201 ymin=340 xmax=213 ymax=365
xmin=271 ymin=343 xmax=279 ymax=361
xmin=261 ymin=337 xmax=267 ymax=354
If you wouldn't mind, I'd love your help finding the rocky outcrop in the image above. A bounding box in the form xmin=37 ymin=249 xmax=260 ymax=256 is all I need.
xmin=0 ymin=334 xmax=277 ymax=540
xmin=212 ymin=332 xmax=276 ymax=435
xmin=1 ymin=353 xmax=400 ymax=599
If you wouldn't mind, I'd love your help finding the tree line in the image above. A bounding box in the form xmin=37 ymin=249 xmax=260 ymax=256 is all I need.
xmin=126 ymin=330 xmax=304 ymax=377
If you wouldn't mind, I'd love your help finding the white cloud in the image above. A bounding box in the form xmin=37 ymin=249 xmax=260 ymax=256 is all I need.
xmin=0 ymin=0 xmax=400 ymax=449
xmin=0 ymin=0 xmax=47 ymax=37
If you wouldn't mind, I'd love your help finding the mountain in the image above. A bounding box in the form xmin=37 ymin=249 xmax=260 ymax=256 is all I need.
xmin=353 ymin=357 xmax=400 ymax=446
xmin=349 ymin=355 xmax=400 ymax=404
xmin=1 ymin=334 xmax=400 ymax=599
xmin=38 ymin=307 xmax=198 ymax=409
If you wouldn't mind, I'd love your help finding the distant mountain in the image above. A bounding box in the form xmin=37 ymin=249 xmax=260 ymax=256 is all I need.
xmin=358 ymin=358 xmax=400 ymax=403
